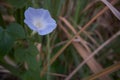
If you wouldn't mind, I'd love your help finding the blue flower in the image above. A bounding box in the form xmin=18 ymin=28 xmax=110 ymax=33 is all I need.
xmin=24 ymin=7 xmax=57 ymax=35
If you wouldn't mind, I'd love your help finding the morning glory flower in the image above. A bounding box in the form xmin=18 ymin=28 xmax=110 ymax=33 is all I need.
xmin=24 ymin=7 xmax=57 ymax=35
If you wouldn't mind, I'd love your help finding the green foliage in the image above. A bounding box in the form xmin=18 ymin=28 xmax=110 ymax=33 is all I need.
xmin=21 ymin=70 xmax=40 ymax=80
xmin=5 ymin=0 xmax=28 ymax=8
xmin=14 ymin=45 xmax=41 ymax=80
xmin=74 ymin=0 xmax=88 ymax=24
xmin=15 ymin=45 xmax=40 ymax=69
xmin=42 ymin=0 xmax=65 ymax=19
xmin=0 ymin=23 xmax=25 ymax=58
xmin=0 ymin=27 xmax=14 ymax=58
xmin=7 ymin=23 xmax=26 ymax=40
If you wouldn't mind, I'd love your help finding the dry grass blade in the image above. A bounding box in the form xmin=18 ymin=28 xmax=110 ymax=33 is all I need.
xmin=0 ymin=65 xmax=10 ymax=73
xmin=49 ymin=72 xmax=67 ymax=78
xmin=59 ymin=22 xmax=111 ymax=80
xmin=59 ymin=17 xmax=91 ymax=53
xmin=82 ymin=62 xmax=120 ymax=80
xmin=101 ymin=0 xmax=120 ymax=20
xmin=81 ymin=0 xmax=98 ymax=13
xmin=94 ymin=30 xmax=104 ymax=42
xmin=40 ymin=0 xmax=117 ymax=76
xmin=53 ymin=40 xmax=68 ymax=48
xmin=65 ymin=31 xmax=120 ymax=80
xmin=78 ymin=27 xmax=100 ymax=47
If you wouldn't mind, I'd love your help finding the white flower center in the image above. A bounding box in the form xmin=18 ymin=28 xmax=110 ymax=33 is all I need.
xmin=33 ymin=19 xmax=45 ymax=29
xmin=35 ymin=22 xmax=42 ymax=28
xmin=34 ymin=21 xmax=43 ymax=28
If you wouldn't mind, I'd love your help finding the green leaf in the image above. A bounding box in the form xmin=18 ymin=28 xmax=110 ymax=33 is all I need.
xmin=15 ymin=45 xmax=41 ymax=80
xmin=26 ymin=55 xmax=40 ymax=71
xmin=21 ymin=70 xmax=40 ymax=80
xmin=14 ymin=45 xmax=38 ymax=63
xmin=0 ymin=22 xmax=26 ymax=58
xmin=25 ymin=45 xmax=40 ymax=71
xmin=0 ymin=27 xmax=14 ymax=58
xmin=7 ymin=23 xmax=26 ymax=40
xmin=14 ymin=45 xmax=40 ymax=70
xmin=14 ymin=48 xmax=26 ymax=63
xmin=26 ymin=45 xmax=38 ymax=56
xmin=5 ymin=0 xmax=28 ymax=8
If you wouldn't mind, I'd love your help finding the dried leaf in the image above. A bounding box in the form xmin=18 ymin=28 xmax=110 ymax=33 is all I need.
xmin=101 ymin=0 xmax=120 ymax=20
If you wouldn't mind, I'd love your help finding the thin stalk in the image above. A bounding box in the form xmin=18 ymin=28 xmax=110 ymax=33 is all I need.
xmin=47 ymin=34 xmax=51 ymax=80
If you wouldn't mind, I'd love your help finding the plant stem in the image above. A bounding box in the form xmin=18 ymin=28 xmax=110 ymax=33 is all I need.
xmin=47 ymin=34 xmax=51 ymax=80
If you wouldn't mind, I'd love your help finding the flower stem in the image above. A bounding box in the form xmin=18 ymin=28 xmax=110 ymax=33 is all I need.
xmin=31 ymin=31 xmax=37 ymax=37
xmin=47 ymin=34 xmax=51 ymax=80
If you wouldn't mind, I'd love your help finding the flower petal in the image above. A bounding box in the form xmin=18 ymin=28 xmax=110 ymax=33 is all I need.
xmin=38 ymin=23 xmax=57 ymax=35
xmin=24 ymin=19 xmax=37 ymax=31
xmin=25 ymin=7 xmax=42 ymax=20
xmin=46 ymin=18 xmax=56 ymax=24
xmin=25 ymin=7 xmax=51 ymax=20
